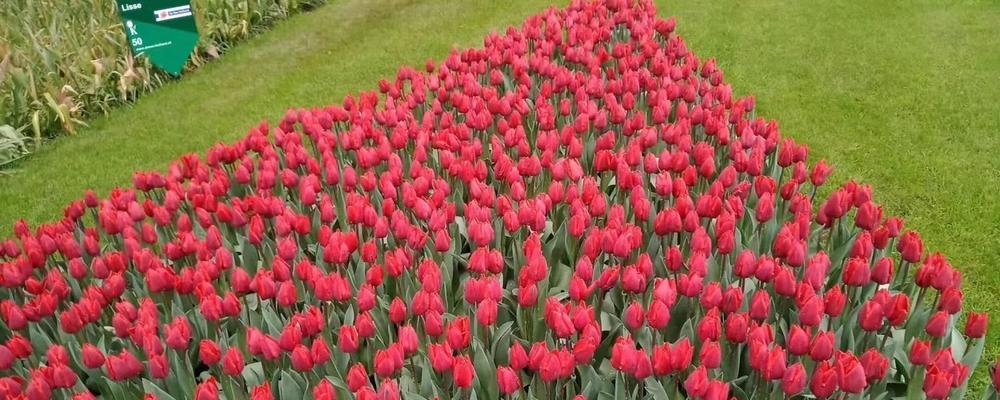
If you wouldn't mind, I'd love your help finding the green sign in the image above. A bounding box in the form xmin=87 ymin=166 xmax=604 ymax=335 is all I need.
xmin=115 ymin=0 xmax=199 ymax=75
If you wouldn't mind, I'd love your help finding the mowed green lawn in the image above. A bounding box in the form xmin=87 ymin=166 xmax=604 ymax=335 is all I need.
xmin=0 ymin=0 xmax=997 ymax=390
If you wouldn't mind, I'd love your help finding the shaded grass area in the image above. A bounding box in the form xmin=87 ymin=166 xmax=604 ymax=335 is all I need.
xmin=0 ymin=0 xmax=997 ymax=391
xmin=658 ymin=0 xmax=1000 ymax=389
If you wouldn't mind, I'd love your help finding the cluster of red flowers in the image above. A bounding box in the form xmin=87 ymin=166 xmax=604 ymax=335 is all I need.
xmin=0 ymin=0 xmax=994 ymax=399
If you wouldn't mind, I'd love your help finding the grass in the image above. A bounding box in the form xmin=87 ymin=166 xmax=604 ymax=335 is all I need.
xmin=1 ymin=0 xmax=998 ymax=392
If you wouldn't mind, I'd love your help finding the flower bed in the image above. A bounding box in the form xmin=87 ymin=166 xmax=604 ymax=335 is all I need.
xmin=0 ymin=0 xmax=994 ymax=399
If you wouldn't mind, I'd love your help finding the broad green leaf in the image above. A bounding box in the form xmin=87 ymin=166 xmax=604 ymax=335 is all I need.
xmin=278 ymin=371 xmax=304 ymax=399
xmin=907 ymin=368 xmax=925 ymax=399
xmin=471 ymin=339 xmax=499 ymax=400
xmin=954 ymin=337 xmax=986 ymax=398
xmin=643 ymin=377 xmax=668 ymax=400
xmin=143 ymin=379 xmax=179 ymax=400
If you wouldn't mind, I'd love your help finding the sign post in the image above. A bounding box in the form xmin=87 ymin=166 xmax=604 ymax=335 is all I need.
xmin=115 ymin=0 xmax=199 ymax=76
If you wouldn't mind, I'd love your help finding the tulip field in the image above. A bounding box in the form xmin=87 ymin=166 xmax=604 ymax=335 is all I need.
xmin=1 ymin=0 xmax=998 ymax=399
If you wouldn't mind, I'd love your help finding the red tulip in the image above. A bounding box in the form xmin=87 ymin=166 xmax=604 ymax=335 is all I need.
xmin=646 ymin=299 xmax=671 ymax=329
xmin=291 ymin=344 xmax=314 ymax=372
xmin=725 ymin=312 xmax=749 ymax=343
xmin=842 ymin=257 xmax=871 ymax=287
xmin=164 ymin=316 xmax=192 ymax=350
xmin=195 ymin=377 xmax=219 ymax=400
xmin=0 ymin=346 xmax=12 ymax=370
xmin=704 ymin=380 xmax=730 ymax=400
xmin=312 ymin=379 xmax=336 ymax=400
xmin=312 ymin=337 xmax=332 ymax=365
xmin=347 ymin=363 xmax=370 ymax=392
xmin=749 ymin=290 xmax=771 ymax=321
xmin=651 ymin=344 xmax=672 ymax=376
xmin=539 ymin=351 xmax=565 ymax=381
xmin=781 ymin=362 xmax=806 ymax=395
xmin=809 ymin=331 xmax=835 ymax=362
xmin=451 ymin=355 xmax=474 ymax=388
xmin=696 ymin=308 xmax=722 ymax=341
xmin=858 ymin=300 xmax=884 ymax=332
xmin=199 ymin=340 xmax=221 ymax=365
xmin=671 ymin=338 xmax=694 ymax=372
xmin=277 ymin=281 xmax=298 ymax=307
xmin=26 ymin=374 xmax=51 ymax=400
xmin=860 ymin=348 xmax=888 ymax=383
xmin=389 ymin=297 xmax=407 ymax=324
xmin=624 ymin=301 xmax=645 ymax=331
xmin=835 ymin=352 xmax=866 ymax=393
xmin=377 ymin=379 xmax=399 ymax=400
xmin=50 ymin=364 xmax=78 ymax=388
xmin=221 ymin=348 xmax=244 ymax=376
xmin=148 ymin=353 xmax=169 ymax=379
xmin=810 ymin=160 xmax=833 ymax=186
xmin=810 ymin=361 xmax=838 ymax=398
xmin=428 ymin=342 xmax=453 ymax=372
xmin=937 ymin=288 xmax=963 ymax=314
xmin=699 ymin=340 xmax=721 ymax=369
xmin=898 ymin=231 xmax=924 ymax=263
xmin=497 ymin=366 xmax=521 ymax=395
xmin=789 ymin=326 xmax=811 ymax=359
xmin=374 ymin=347 xmax=401 ymax=378
xmin=823 ymin=285 xmax=846 ymax=317
xmin=683 ymin=366 xmax=709 ymax=397
xmin=81 ymin=344 xmax=105 ymax=369
xmin=925 ymin=311 xmax=949 ymax=337
xmin=871 ymin=257 xmax=894 ymax=284
xmin=476 ymin=298 xmax=498 ymax=326
xmin=446 ymin=317 xmax=471 ymax=350
xmin=339 ymin=325 xmax=359 ymax=353
xmin=965 ymin=312 xmax=988 ymax=338
xmin=105 ymin=350 xmax=143 ymax=381
xmin=886 ymin=294 xmax=910 ymax=326
xmin=923 ymin=365 xmax=953 ymax=399
xmin=508 ymin=341 xmax=528 ymax=371
xmin=250 ymin=383 xmax=273 ymax=400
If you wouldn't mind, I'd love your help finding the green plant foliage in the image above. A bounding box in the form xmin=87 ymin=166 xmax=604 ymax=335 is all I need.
xmin=0 ymin=124 xmax=29 ymax=171
xmin=0 ymin=0 xmax=327 ymax=144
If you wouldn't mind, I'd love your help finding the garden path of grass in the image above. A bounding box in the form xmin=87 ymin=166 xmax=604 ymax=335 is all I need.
xmin=1 ymin=0 xmax=997 ymax=391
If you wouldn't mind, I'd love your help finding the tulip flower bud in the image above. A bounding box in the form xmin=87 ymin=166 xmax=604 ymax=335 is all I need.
xmin=923 ymin=365 xmax=953 ymax=399
xmin=291 ymin=345 xmax=314 ymax=372
xmin=222 ymin=348 xmax=244 ymax=376
xmin=858 ymin=301 xmax=884 ymax=332
xmin=965 ymin=312 xmax=988 ymax=338
xmin=497 ymin=366 xmax=522 ymax=395
xmin=925 ymin=311 xmax=950 ymax=337
xmin=446 ymin=316 xmax=471 ymax=350
xmin=199 ymin=340 xmax=221 ymax=365
xmin=898 ymin=231 xmax=924 ymax=263
xmin=624 ymin=301 xmax=645 ymax=331
xmin=81 ymin=344 xmax=105 ymax=369
xmin=749 ymin=290 xmax=771 ymax=321
xmin=699 ymin=341 xmax=722 ymax=369
xmin=338 ymin=325 xmax=359 ymax=353
xmin=824 ymin=285 xmax=846 ymax=317
xmin=860 ymin=348 xmax=888 ymax=384
xmin=312 ymin=380 xmax=336 ymax=400
xmin=683 ymin=366 xmax=709 ymax=397
xmin=451 ymin=355 xmax=474 ymax=388
xmin=937 ymin=288 xmax=963 ymax=315
xmin=347 ymin=363 xmax=369 ymax=392
xmin=781 ymin=362 xmax=806 ymax=395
